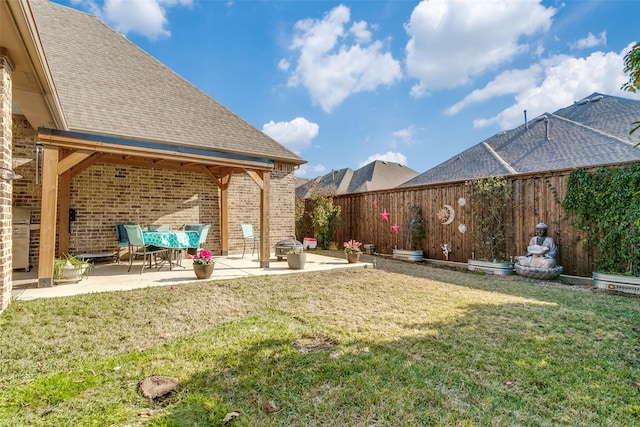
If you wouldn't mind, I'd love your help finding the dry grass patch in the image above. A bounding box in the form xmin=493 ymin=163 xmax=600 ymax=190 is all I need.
xmin=1 ymin=254 xmax=639 ymax=426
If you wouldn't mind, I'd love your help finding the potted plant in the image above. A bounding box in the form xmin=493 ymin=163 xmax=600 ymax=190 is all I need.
xmin=343 ymin=239 xmax=362 ymax=263
xmin=191 ymin=249 xmax=215 ymax=279
xmin=393 ymin=206 xmax=425 ymax=262
xmin=466 ymin=176 xmax=515 ymax=275
xmin=53 ymin=255 xmax=91 ymax=284
xmin=286 ymin=248 xmax=307 ymax=270
xmin=564 ymin=166 xmax=640 ymax=293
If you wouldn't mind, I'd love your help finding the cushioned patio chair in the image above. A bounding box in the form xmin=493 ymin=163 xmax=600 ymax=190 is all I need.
xmin=241 ymin=224 xmax=258 ymax=258
xmin=115 ymin=223 xmax=135 ymax=264
xmin=123 ymin=224 xmax=168 ymax=274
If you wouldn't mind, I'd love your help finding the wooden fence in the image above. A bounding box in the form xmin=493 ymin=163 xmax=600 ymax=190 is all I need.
xmin=312 ymin=164 xmax=635 ymax=278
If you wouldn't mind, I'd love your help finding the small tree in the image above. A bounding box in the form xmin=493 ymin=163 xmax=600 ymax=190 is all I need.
xmin=621 ymin=41 xmax=640 ymax=144
xmin=405 ymin=206 xmax=425 ymax=250
xmin=307 ymin=191 xmax=342 ymax=249
xmin=467 ymin=176 xmax=514 ymax=261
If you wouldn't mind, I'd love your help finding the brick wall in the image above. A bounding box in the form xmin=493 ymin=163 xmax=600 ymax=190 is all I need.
xmin=11 ymin=114 xmax=297 ymax=265
xmin=0 ymin=56 xmax=13 ymax=312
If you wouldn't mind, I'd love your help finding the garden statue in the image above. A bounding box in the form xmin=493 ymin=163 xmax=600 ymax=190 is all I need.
xmin=514 ymin=223 xmax=563 ymax=279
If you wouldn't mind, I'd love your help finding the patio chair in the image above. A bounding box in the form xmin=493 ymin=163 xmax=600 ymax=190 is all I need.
xmin=198 ymin=224 xmax=210 ymax=249
xmin=184 ymin=224 xmax=204 ymax=255
xmin=147 ymin=224 xmax=171 ymax=231
xmin=114 ymin=223 xmax=135 ymax=264
xmin=123 ymin=224 xmax=168 ymax=274
xmin=241 ymin=224 xmax=258 ymax=257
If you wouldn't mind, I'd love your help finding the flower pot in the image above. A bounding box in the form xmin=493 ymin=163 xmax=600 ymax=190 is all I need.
xmin=346 ymin=252 xmax=361 ymax=263
xmin=54 ymin=262 xmax=90 ymax=284
xmin=193 ymin=263 xmax=215 ymax=279
xmin=287 ymin=252 xmax=307 ymax=269
xmin=392 ymin=249 xmax=423 ymax=262
xmin=467 ymin=259 xmax=514 ymax=276
xmin=592 ymin=272 xmax=640 ymax=295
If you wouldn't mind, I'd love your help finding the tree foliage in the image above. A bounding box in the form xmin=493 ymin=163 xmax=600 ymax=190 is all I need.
xmin=307 ymin=191 xmax=342 ymax=249
xmin=621 ymin=41 xmax=640 ymax=143
xmin=564 ymin=165 xmax=640 ymax=275
xmin=467 ymin=176 xmax=514 ymax=261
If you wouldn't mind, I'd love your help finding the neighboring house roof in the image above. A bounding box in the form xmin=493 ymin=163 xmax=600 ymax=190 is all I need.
xmin=401 ymin=93 xmax=640 ymax=187
xmin=28 ymin=0 xmax=304 ymax=166
xmin=296 ymin=161 xmax=419 ymax=198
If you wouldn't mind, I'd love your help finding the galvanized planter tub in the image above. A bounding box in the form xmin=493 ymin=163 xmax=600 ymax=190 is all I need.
xmin=592 ymin=272 xmax=640 ymax=295
xmin=468 ymin=259 xmax=514 ymax=276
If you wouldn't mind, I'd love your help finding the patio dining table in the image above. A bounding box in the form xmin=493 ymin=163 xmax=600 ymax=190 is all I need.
xmin=142 ymin=230 xmax=200 ymax=270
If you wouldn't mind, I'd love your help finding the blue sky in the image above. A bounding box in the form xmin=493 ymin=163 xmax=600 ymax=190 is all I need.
xmin=56 ymin=0 xmax=639 ymax=178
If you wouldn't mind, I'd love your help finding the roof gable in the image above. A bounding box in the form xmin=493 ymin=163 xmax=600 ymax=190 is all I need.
xmin=29 ymin=0 xmax=303 ymax=165
xmin=401 ymin=93 xmax=640 ymax=187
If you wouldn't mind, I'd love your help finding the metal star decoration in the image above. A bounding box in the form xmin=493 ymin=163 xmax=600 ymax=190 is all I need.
xmin=380 ymin=208 xmax=390 ymax=222
xmin=372 ymin=200 xmax=378 ymax=207
xmin=391 ymin=224 xmax=400 ymax=233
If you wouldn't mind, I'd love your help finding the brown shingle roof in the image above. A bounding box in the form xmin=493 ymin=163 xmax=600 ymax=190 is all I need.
xmin=30 ymin=0 xmax=304 ymax=165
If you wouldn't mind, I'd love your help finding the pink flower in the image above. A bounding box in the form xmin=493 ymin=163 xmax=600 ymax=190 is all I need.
xmin=343 ymin=239 xmax=362 ymax=254
xmin=192 ymin=249 xmax=215 ymax=265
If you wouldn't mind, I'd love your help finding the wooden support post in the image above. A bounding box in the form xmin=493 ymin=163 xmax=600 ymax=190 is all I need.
xmin=220 ymin=172 xmax=231 ymax=256
xmin=260 ymin=171 xmax=270 ymax=268
xmin=58 ymin=171 xmax=70 ymax=256
xmin=37 ymin=147 xmax=59 ymax=287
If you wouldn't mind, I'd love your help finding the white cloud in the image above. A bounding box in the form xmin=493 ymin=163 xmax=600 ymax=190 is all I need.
xmin=405 ymin=0 xmax=555 ymax=97
xmin=571 ymin=31 xmax=607 ymax=50
xmin=262 ymin=117 xmax=320 ymax=154
xmin=473 ymin=44 xmax=640 ymax=129
xmin=446 ymin=66 xmax=543 ymax=115
xmin=277 ymin=58 xmax=290 ymax=72
xmin=358 ymin=151 xmax=408 ymax=168
xmin=72 ymin=0 xmax=192 ymax=40
xmin=284 ymin=5 xmax=402 ymax=112
xmin=295 ymin=163 xmax=325 ymax=178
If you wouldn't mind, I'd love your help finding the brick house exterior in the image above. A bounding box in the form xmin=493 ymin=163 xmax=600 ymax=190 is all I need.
xmin=1 ymin=0 xmax=305 ymax=311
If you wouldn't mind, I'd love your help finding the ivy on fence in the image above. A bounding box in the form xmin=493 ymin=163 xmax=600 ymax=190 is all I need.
xmin=564 ymin=165 xmax=640 ymax=275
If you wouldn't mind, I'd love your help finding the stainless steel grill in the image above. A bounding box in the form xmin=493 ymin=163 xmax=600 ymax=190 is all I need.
xmin=275 ymin=239 xmax=303 ymax=261
xmin=13 ymin=207 xmax=32 ymax=271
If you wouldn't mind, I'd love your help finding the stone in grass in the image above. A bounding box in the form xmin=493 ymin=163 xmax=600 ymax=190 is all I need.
xmin=138 ymin=376 xmax=179 ymax=399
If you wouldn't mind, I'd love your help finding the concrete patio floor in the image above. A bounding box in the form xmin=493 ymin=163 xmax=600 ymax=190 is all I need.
xmin=12 ymin=252 xmax=372 ymax=300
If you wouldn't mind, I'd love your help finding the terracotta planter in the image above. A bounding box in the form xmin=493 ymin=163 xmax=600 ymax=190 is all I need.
xmin=346 ymin=252 xmax=361 ymax=263
xmin=468 ymin=259 xmax=514 ymax=276
xmin=592 ymin=272 xmax=640 ymax=295
xmin=287 ymin=253 xmax=307 ymax=269
xmin=193 ymin=263 xmax=215 ymax=279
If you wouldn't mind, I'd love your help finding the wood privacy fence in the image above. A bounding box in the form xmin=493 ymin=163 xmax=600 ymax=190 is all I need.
xmin=314 ymin=164 xmax=634 ymax=278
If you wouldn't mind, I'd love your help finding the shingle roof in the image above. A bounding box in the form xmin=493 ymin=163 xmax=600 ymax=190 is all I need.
xmin=296 ymin=161 xmax=418 ymax=198
xmin=30 ymin=0 xmax=304 ymax=165
xmin=401 ymin=92 xmax=640 ymax=187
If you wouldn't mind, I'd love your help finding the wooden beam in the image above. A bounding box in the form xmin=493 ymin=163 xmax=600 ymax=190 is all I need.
xmin=260 ymin=171 xmax=271 ymax=268
xmin=37 ymin=146 xmax=59 ymax=287
xmin=69 ymin=153 xmax=104 ymax=179
xmin=245 ymin=169 xmax=264 ymax=190
xmin=57 ymin=150 xmax=92 ymax=174
xmin=58 ymin=171 xmax=71 ymax=256
xmin=38 ymin=133 xmax=274 ymax=171
xmin=197 ymin=165 xmax=222 ymax=188
xmin=220 ymin=171 xmax=231 ymax=255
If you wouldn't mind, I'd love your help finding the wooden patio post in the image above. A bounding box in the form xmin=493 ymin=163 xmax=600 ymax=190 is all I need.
xmin=260 ymin=171 xmax=270 ymax=268
xmin=37 ymin=146 xmax=59 ymax=287
xmin=220 ymin=171 xmax=231 ymax=256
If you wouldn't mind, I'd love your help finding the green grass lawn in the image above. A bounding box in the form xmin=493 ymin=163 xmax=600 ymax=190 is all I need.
xmin=1 ymin=255 xmax=639 ymax=426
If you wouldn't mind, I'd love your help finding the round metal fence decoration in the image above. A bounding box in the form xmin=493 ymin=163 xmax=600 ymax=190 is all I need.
xmin=437 ymin=205 xmax=455 ymax=225
xmin=458 ymin=197 xmax=466 ymax=206
xmin=458 ymin=224 xmax=467 ymax=233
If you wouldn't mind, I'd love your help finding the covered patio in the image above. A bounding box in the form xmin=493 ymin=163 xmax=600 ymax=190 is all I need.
xmin=13 ymin=252 xmax=372 ymax=300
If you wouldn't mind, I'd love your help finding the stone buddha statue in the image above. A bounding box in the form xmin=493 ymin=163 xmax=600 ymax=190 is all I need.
xmin=515 ymin=223 xmax=562 ymax=278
